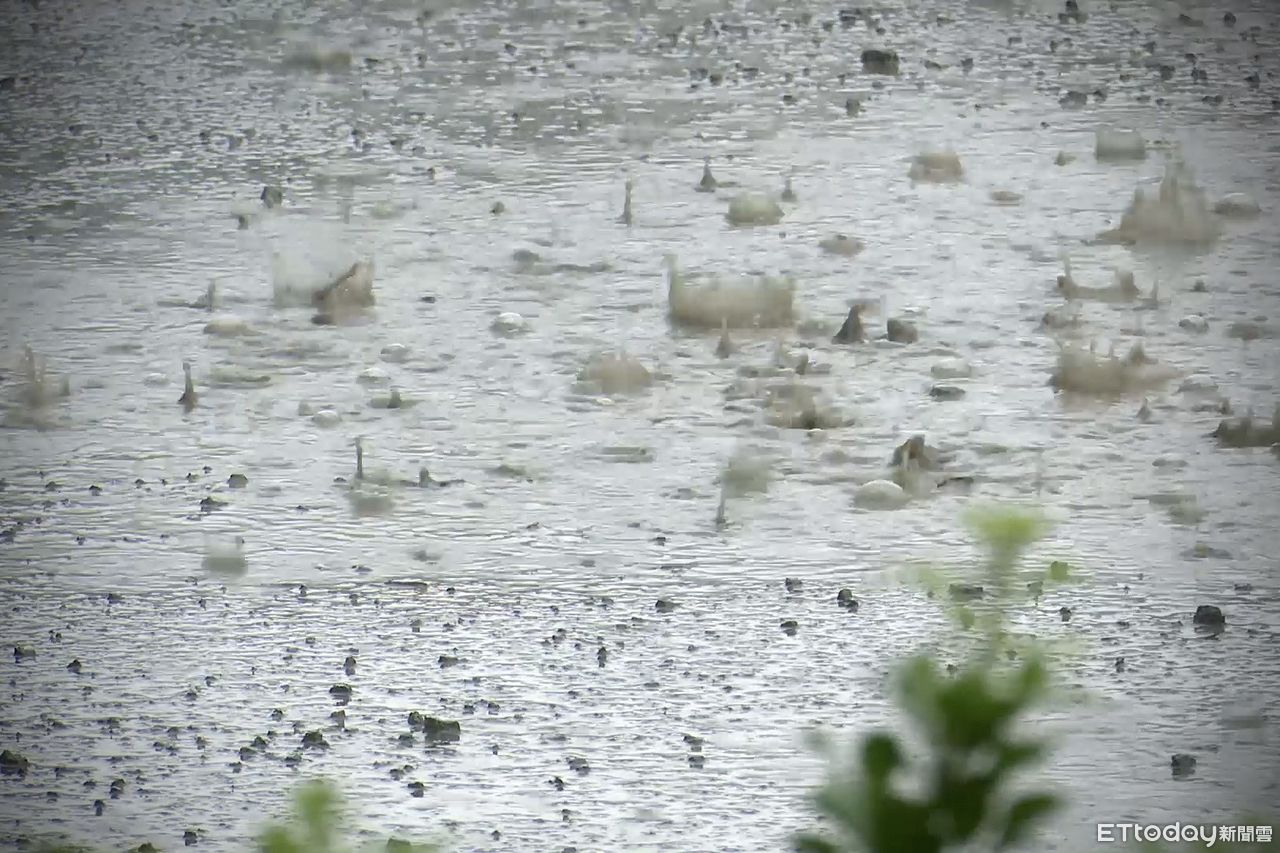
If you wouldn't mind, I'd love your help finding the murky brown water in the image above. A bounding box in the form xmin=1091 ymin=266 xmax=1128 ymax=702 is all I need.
xmin=2 ymin=0 xmax=1279 ymax=849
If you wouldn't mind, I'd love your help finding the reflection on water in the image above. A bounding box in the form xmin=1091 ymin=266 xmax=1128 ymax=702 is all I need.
xmin=1 ymin=0 xmax=1279 ymax=849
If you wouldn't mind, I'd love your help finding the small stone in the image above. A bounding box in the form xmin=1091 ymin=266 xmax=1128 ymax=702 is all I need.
xmin=1171 ymin=753 xmax=1197 ymax=777
xmin=329 ymin=683 xmax=353 ymax=702
xmin=836 ymin=588 xmax=860 ymax=611
xmin=655 ymin=598 xmax=677 ymax=613
xmin=343 ymin=655 xmax=357 ymax=676
xmin=227 ymin=473 xmax=248 ymax=488
xmin=861 ymin=48 xmax=900 ymax=75
xmin=184 ymin=830 xmax=198 ymax=846
xmin=784 ymin=578 xmax=803 ymax=593
xmin=1059 ymin=606 xmax=1072 ymax=621
xmin=1192 ymin=605 xmax=1225 ymax=626
xmin=421 ymin=717 xmax=461 ymax=743
xmin=0 ymin=749 xmax=30 ymax=776
xmin=688 ymin=754 xmax=706 ymax=768
xmin=780 ymin=619 xmax=799 ymax=636
xmin=301 ymin=730 xmax=328 ymax=749
xmin=407 ymin=781 xmax=425 ymax=798
xmin=929 ymin=384 xmax=965 ymax=401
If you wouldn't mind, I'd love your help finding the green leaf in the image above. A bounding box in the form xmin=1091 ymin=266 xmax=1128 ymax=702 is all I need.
xmin=861 ymin=733 xmax=903 ymax=782
xmin=996 ymin=792 xmax=1060 ymax=849
xmin=793 ymin=834 xmax=841 ymax=853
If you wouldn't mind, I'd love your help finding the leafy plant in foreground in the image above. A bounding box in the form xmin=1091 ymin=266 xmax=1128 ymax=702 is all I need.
xmin=795 ymin=505 xmax=1063 ymax=853
xmin=258 ymin=779 xmax=437 ymax=853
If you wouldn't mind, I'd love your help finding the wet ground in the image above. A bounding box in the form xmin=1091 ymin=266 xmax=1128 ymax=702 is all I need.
xmin=1 ymin=0 xmax=1279 ymax=849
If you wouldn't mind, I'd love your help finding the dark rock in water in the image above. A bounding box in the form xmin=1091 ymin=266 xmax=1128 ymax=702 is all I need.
xmin=199 ymin=496 xmax=225 ymax=513
xmin=260 ymin=185 xmax=284 ymax=208
xmin=227 ymin=473 xmax=248 ymax=488
xmin=0 ymin=749 xmax=30 ymax=776
xmin=1192 ymin=604 xmax=1225 ymax=626
xmin=836 ymin=588 xmax=859 ymax=611
xmin=1223 ymin=11 xmax=1236 ymax=25
xmin=343 ymin=655 xmax=357 ymax=676
xmin=688 ymin=754 xmax=706 ymax=768
xmin=408 ymin=711 xmax=425 ymax=730
xmin=67 ymin=658 xmax=82 ymax=674
xmin=1234 ymin=582 xmax=1253 ymax=592
xmin=133 ymin=845 xmax=159 ymax=853
xmin=94 ymin=799 xmax=105 ymax=815
xmin=184 ymin=830 xmax=198 ymax=846
xmin=1060 ymin=0 xmax=1087 ymax=23
xmin=949 ymin=583 xmax=985 ymax=601
xmin=655 ymin=598 xmax=678 ymax=613
xmin=861 ymin=48 xmax=900 ymax=75
xmin=438 ymin=655 xmax=460 ymax=668
xmin=406 ymin=782 xmax=425 ymax=798
xmin=421 ymin=717 xmax=461 ymax=743
xmin=780 ymin=619 xmax=799 ymax=636
xmin=567 ymin=756 xmax=590 ymax=774
xmin=886 ymin=317 xmax=918 ymax=343
xmin=784 ymin=578 xmax=803 ymax=593
xmin=1171 ymin=753 xmax=1197 ymax=778
xmin=329 ymin=683 xmax=353 ymax=703
xmin=929 ymin=384 xmax=965 ymax=401
xmin=832 ymin=304 xmax=866 ymax=344
xmin=301 ymin=730 xmax=328 ymax=749
xmin=13 ymin=645 xmax=35 ymax=662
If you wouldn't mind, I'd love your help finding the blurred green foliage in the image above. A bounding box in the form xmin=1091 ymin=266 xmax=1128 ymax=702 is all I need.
xmin=794 ymin=504 xmax=1063 ymax=853
xmin=258 ymin=780 xmax=437 ymax=853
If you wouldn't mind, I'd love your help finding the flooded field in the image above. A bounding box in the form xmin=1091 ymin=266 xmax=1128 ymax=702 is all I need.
xmin=2 ymin=0 xmax=1279 ymax=849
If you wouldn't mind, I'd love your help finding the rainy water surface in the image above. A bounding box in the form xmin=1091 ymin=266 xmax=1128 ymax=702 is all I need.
xmin=2 ymin=0 xmax=1279 ymax=849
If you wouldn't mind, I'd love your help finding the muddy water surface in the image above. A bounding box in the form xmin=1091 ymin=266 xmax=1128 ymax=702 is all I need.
xmin=2 ymin=0 xmax=1279 ymax=849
